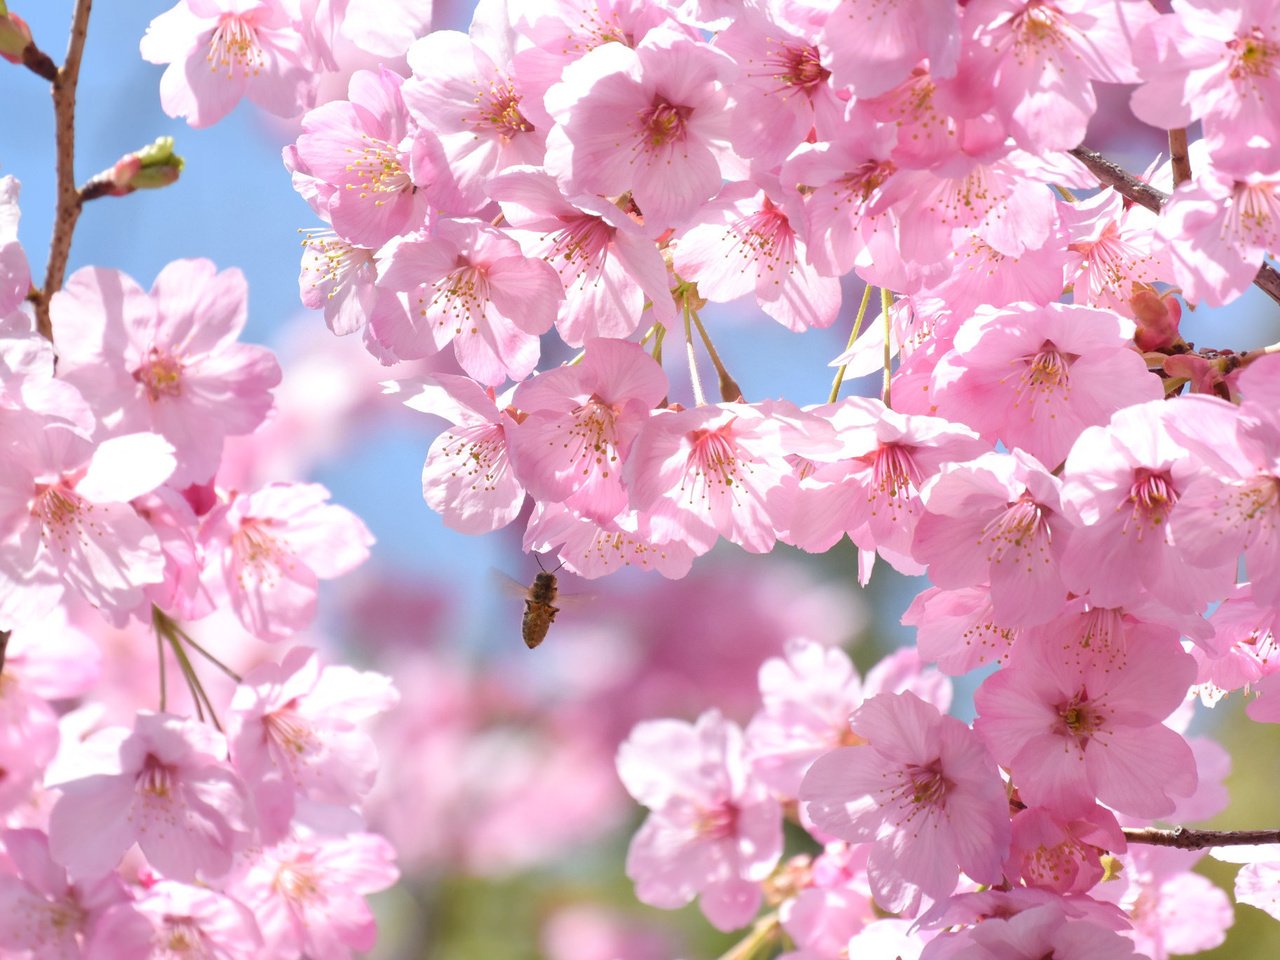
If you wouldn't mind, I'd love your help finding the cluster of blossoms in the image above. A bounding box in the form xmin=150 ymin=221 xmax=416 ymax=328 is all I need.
xmin=0 ymin=200 xmax=398 ymax=951
xmin=4 ymin=0 xmax=1280 ymax=953
xmin=272 ymin=0 xmax=1280 ymax=950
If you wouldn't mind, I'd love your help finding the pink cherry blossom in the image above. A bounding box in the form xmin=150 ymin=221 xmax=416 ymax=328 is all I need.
xmin=1093 ymin=846 xmax=1233 ymax=960
xmin=800 ymin=691 xmax=1010 ymax=913
xmin=973 ymin=631 xmax=1197 ymax=819
xmin=492 ymin=167 xmax=676 ymax=345
xmin=901 ymin=584 xmax=1021 ymax=675
xmin=1130 ymin=0 xmax=1280 ymax=172
xmin=1058 ymin=397 xmax=1240 ymax=613
xmin=48 ymin=712 xmax=250 ymax=882
xmin=1061 ymin=188 xmax=1169 ymax=317
xmin=961 ymin=0 xmax=1157 ymax=152
xmin=544 ymin=28 xmax=738 ymax=232
xmin=198 ymin=481 xmax=373 ymax=641
xmin=229 ymin=832 xmax=399 ymax=960
xmin=392 ymin=373 xmax=526 ymax=534
xmin=228 ymin=646 xmax=398 ymax=842
xmin=89 ymin=879 xmax=263 ymax=960
xmin=402 ymin=19 xmax=544 ymax=214
xmin=746 ymin=639 xmax=951 ymax=798
xmin=714 ymin=4 xmax=845 ymax=166
xmin=1007 ymin=804 xmax=1125 ymax=895
xmin=912 ymin=449 xmax=1073 ymax=627
xmin=140 ymin=0 xmax=316 ymax=128
xmin=290 ymin=67 xmax=428 ymax=247
xmin=918 ymin=900 xmax=1142 ymax=960
xmin=0 ymin=427 xmax=173 ymax=629
xmin=52 ymin=261 xmax=280 ymax=487
xmin=1159 ymin=162 xmax=1280 ymax=307
xmin=787 ymin=400 xmax=987 ymax=568
xmin=297 ymin=230 xmax=382 ymax=338
xmin=374 ymin=219 xmax=563 ymax=385
xmin=820 ymin=0 xmax=960 ymax=99
xmin=508 ymin=337 xmax=667 ymax=523
xmin=0 ymin=828 xmax=132 ymax=958
xmin=626 ymin=400 xmax=834 ymax=555
xmin=931 ymin=302 xmax=1162 ymax=471
xmin=672 ymin=182 xmax=841 ymax=332
xmin=617 ymin=709 xmax=782 ymax=931
xmin=521 ymin=501 xmax=698 ymax=579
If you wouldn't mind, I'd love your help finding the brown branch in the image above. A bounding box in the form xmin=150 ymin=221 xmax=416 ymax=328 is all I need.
xmin=1069 ymin=145 xmax=1280 ymax=308
xmin=1125 ymin=827 xmax=1280 ymax=850
xmin=1168 ymin=129 xmax=1192 ymax=187
xmin=34 ymin=0 xmax=93 ymax=342
xmin=0 ymin=630 xmax=8 ymax=674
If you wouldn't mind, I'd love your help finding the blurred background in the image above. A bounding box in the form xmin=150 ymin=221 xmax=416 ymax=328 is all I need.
xmin=5 ymin=2 xmax=1280 ymax=957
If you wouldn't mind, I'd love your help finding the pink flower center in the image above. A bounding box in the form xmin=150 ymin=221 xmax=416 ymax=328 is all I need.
xmin=1025 ymin=832 xmax=1087 ymax=888
xmin=545 ymin=215 xmax=614 ymax=280
xmin=903 ymin=758 xmax=952 ymax=810
xmin=439 ymin=422 xmax=510 ymax=493
xmin=473 ymin=82 xmax=534 ymax=141
xmin=138 ymin=752 xmax=176 ymax=799
xmin=1225 ymin=180 xmax=1280 ymax=250
xmin=231 ymin=519 xmax=292 ymax=589
xmin=428 ymin=263 xmax=491 ymax=335
xmin=274 ymin=855 xmax=321 ymax=904
xmin=1228 ymin=29 xmax=1279 ymax=79
xmin=566 ymin=396 xmax=622 ymax=478
xmin=301 ymin=229 xmax=373 ymax=300
xmin=134 ymin=346 xmax=184 ymax=401
xmin=1124 ymin=467 xmax=1177 ymax=529
xmin=347 ymin=135 xmax=413 ymax=202
xmin=837 ymin=159 xmax=896 ymax=209
xmin=1011 ymin=0 xmax=1068 ymax=52
xmin=870 ymin=443 xmax=920 ymax=501
xmin=33 ymin=483 xmax=95 ymax=554
xmin=756 ymin=39 xmax=830 ymax=95
xmin=638 ymin=97 xmax=692 ymax=149
xmin=1055 ymin=689 xmax=1105 ymax=744
xmin=265 ymin=703 xmax=316 ymax=760
xmin=162 ymin=916 xmax=207 ymax=954
xmin=207 ymin=15 xmax=264 ymax=79
xmin=696 ymin=801 xmax=739 ymax=841
xmin=980 ymin=492 xmax=1050 ymax=562
xmin=729 ymin=198 xmax=797 ymax=275
xmin=682 ymin=422 xmax=749 ymax=500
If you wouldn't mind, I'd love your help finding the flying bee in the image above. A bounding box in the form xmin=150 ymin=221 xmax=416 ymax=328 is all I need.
xmin=497 ymin=556 xmax=568 ymax=650
xmin=521 ymin=564 xmax=561 ymax=650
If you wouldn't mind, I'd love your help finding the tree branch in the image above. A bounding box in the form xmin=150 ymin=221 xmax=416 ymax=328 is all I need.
xmin=1068 ymin=145 xmax=1280 ymax=308
xmin=34 ymin=0 xmax=93 ymax=341
xmin=1124 ymin=826 xmax=1280 ymax=850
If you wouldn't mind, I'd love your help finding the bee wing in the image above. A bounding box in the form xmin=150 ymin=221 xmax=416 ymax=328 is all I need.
xmin=492 ymin=570 xmax=533 ymax=600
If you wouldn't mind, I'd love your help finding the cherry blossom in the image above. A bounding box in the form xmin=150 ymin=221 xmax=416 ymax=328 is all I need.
xmin=140 ymin=0 xmax=316 ymax=127
xmin=617 ymin=709 xmax=782 ymax=931
xmin=51 ymin=260 xmax=280 ymax=487
xmin=800 ymin=691 xmax=1010 ymax=913
xmin=48 ymin=712 xmax=251 ymax=883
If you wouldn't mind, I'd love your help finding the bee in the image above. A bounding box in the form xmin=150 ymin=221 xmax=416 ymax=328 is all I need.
xmin=521 ymin=565 xmax=561 ymax=650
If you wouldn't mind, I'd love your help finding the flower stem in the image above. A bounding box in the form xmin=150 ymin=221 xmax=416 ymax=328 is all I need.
xmin=828 ymin=283 xmax=875 ymax=403
xmin=690 ymin=309 xmax=744 ymax=402
xmin=881 ymin=287 xmax=894 ymax=409
xmin=715 ymin=911 xmax=782 ymax=960
xmin=684 ymin=300 xmax=706 ymax=406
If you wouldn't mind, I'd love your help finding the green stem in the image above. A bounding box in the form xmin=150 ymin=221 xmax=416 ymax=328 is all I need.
xmin=828 ymin=283 xmax=875 ymax=403
xmin=881 ymin=287 xmax=894 ymax=409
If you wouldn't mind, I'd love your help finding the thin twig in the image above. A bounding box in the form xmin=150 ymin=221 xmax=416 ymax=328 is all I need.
xmin=690 ymin=309 xmax=744 ymax=402
xmin=1124 ymin=827 xmax=1280 ymax=850
xmin=34 ymin=0 xmax=93 ymax=341
xmin=1069 ymin=144 xmax=1280 ymax=307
